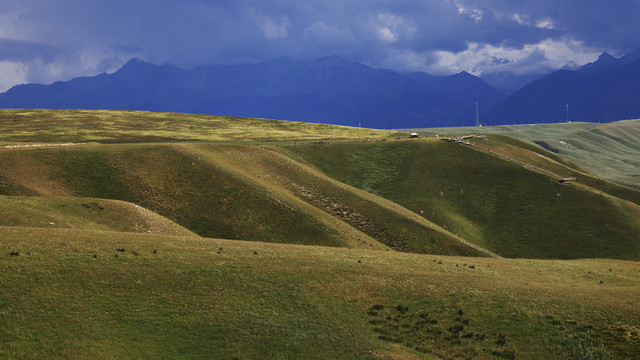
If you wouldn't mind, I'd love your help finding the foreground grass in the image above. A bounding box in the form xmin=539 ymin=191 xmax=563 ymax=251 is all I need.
xmin=1 ymin=227 xmax=639 ymax=359
xmin=0 ymin=109 xmax=396 ymax=143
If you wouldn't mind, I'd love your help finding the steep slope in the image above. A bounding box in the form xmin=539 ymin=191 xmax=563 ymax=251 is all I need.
xmin=284 ymin=138 xmax=640 ymax=260
xmin=0 ymin=57 xmax=503 ymax=128
xmin=0 ymin=143 xmax=366 ymax=248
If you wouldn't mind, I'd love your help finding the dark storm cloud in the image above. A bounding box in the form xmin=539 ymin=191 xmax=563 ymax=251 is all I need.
xmin=0 ymin=38 xmax=59 ymax=61
xmin=453 ymin=0 xmax=640 ymax=53
xmin=0 ymin=0 xmax=638 ymax=90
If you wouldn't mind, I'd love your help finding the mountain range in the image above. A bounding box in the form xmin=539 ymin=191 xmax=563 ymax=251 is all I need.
xmin=0 ymin=56 xmax=504 ymax=129
xmin=1 ymin=49 xmax=639 ymax=128
xmin=484 ymin=50 xmax=640 ymax=125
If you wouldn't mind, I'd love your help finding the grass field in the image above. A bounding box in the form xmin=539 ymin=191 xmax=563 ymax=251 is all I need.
xmin=0 ymin=109 xmax=396 ymax=143
xmin=0 ymin=195 xmax=195 ymax=236
xmin=411 ymin=119 xmax=640 ymax=189
xmin=1 ymin=109 xmax=640 ymax=358
xmin=285 ymin=139 xmax=640 ymax=260
xmin=2 ymin=226 xmax=640 ymax=359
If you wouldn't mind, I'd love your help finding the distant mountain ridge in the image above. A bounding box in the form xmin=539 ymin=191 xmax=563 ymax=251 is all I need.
xmin=0 ymin=56 xmax=505 ymax=129
xmin=484 ymin=49 xmax=640 ymax=125
xmin=3 ymin=49 xmax=640 ymax=128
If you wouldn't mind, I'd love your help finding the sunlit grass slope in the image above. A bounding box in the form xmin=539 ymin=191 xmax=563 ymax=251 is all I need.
xmin=0 ymin=143 xmax=362 ymax=248
xmin=0 ymin=109 xmax=395 ymax=143
xmin=0 ymin=195 xmax=195 ymax=236
xmin=2 ymin=227 xmax=639 ymax=359
xmin=412 ymin=119 xmax=640 ymax=189
xmin=284 ymin=139 xmax=640 ymax=260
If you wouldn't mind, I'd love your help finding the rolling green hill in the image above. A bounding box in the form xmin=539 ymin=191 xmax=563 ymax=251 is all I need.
xmin=412 ymin=119 xmax=640 ymax=189
xmin=284 ymin=138 xmax=640 ymax=260
xmin=0 ymin=142 xmax=491 ymax=255
xmin=0 ymin=195 xmax=195 ymax=236
xmin=1 ymin=109 xmax=640 ymax=358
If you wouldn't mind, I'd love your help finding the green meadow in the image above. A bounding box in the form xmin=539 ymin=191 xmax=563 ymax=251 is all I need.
xmin=411 ymin=119 xmax=640 ymax=189
xmin=1 ymin=109 xmax=640 ymax=359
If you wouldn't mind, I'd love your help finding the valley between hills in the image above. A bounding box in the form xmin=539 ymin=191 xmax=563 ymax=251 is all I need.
xmin=1 ymin=109 xmax=639 ymax=359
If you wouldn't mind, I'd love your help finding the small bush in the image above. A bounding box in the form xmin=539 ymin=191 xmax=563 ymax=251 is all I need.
xmin=496 ymin=333 xmax=507 ymax=346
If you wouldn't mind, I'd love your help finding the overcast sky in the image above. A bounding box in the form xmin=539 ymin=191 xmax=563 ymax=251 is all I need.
xmin=0 ymin=0 xmax=639 ymax=92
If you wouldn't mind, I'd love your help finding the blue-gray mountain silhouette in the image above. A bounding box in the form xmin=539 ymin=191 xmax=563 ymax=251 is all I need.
xmin=0 ymin=56 xmax=504 ymax=129
xmin=484 ymin=50 xmax=640 ymax=125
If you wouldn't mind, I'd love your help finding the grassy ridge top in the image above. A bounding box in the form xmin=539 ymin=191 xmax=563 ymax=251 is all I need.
xmin=2 ymin=226 xmax=639 ymax=359
xmin=412 ymin=119 xmax=640 ymax=189
xmin=0 ymin=109 xmax=396 ymax=143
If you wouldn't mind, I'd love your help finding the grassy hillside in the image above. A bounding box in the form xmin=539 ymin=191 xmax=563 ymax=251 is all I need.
xmin=0 ymin=195 xmax=195 ymax=236
xmin=1 ymin=127 xmax=638 ymax=260
xmin=0 ymin=109 xmax=396 ymax=143
xmin=0 ymin=143 xmax=363 ymax=248
xmin=0 ymin=142 xmax=489 ymax=256
xmin=412 ymin=119 xmax=640 ymax=189
xmin=2 ymin=109 xmax=640 ymax=358
xmin=2 ymin=226 xmax=639 ymax=359
xmin=284 ymin=139 xmax=640 ymax=260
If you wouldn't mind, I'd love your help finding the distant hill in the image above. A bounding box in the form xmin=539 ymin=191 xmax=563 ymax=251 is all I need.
xmin=484 ymin=50 xmax=640 ymax=125
xmin=413 ymin=119 xmax=640 ymax=190
xmin=0 ymin=56 xmax=504 ymax=129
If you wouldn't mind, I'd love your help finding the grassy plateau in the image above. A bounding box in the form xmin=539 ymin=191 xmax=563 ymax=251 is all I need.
xmin=1 ymin=109 xmax=640 ymax=359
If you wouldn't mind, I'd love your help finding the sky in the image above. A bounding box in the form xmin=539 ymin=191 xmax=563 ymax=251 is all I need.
xmin=0 ymin=0 xmax=639 ymax=92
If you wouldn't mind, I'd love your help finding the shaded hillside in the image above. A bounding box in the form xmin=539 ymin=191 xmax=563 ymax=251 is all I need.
xmin=1 ymin=109 xmax=638 ymax=259
xmin=2 ymin=226 xmax=640 ymax=359
xmin=284 ymin=139 xmax=640 ymax=260
xmin=0 ymin=57 xmax=502 ymax=128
